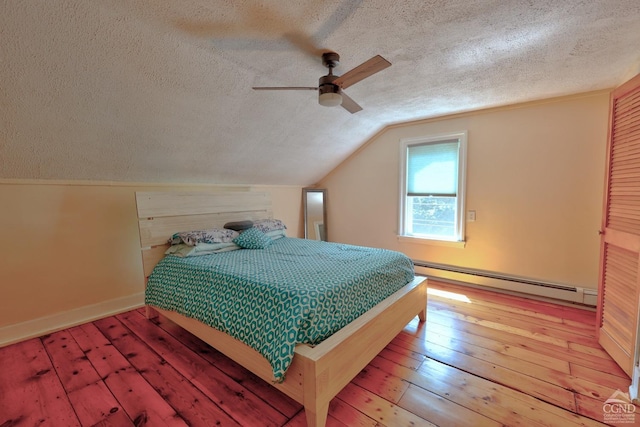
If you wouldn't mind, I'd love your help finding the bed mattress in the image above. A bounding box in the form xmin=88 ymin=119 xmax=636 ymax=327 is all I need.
xmin=145 ymin=237 xmax=415 ymax=381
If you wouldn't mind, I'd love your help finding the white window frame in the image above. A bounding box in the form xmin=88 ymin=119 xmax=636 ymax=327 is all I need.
xmin=398 ymin=131 xmax=467 ymax=247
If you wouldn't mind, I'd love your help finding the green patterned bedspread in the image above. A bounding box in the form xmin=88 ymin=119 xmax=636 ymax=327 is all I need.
xmin=145 ymin=237 xmax=415 ymax=382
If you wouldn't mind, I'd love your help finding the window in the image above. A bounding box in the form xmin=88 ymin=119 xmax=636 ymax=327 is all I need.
xmin=399 ymin=132 xmax=467 ymax=243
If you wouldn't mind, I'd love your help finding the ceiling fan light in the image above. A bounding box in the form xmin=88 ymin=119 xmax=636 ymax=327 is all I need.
xmin=318 ymin=92 xmax=342 ymax=107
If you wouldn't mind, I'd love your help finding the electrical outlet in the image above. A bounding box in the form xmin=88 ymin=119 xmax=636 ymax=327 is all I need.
xmin=467 ymin=210 xmax=476 ymax=222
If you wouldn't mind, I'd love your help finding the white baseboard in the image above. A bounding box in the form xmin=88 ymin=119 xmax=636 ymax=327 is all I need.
xmin=0 ymin=292 xmax=145 ymax=347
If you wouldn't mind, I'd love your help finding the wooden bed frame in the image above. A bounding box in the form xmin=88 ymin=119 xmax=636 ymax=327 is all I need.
xmin=135 ymin=191 xmax=427 ymax=427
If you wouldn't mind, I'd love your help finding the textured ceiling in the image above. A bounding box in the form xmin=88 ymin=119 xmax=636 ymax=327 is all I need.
xmin=2 ymin=1 xmax=640 ymax=186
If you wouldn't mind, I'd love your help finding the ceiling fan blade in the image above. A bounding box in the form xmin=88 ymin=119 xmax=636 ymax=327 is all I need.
xmin=333 ymin=55 xmax=391 ymax=90
xmin=283 ymin=31 xmax=327 ymax=59
xmin=340 ymin=91 xmax=363 ymax=114
xmin=252 ymin=87 xmax=318 ymax=91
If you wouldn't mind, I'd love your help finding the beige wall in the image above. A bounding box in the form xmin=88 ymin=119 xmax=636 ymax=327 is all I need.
xmin=0 ymin=182 xmax=302 ymax=330
xmin=319 ymin=92 xmax=609 ymax=289
xmin=0 ymin=91 xmax=609 ymax=338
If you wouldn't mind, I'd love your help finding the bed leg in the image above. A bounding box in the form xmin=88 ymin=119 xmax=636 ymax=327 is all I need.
xmin=302 ymin=356 xmax=330 ymax=427
xmin=304 ymin=401 xmax=329 ymax=427
xmin=145 ymin=305 xmax=158 ymax=320
xmin=418 ymin=308 xmax=427 ymax=322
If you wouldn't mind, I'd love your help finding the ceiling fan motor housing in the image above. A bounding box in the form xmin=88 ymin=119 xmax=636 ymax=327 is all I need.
xmin=319 ymin=74 xmax=340 ymax=95
xmin=318 ymin=74 xmax=342 ymax=107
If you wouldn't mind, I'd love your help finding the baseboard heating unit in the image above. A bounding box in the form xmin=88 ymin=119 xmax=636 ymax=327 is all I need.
xmin=413 ymin=260 xmax=597 ymax=306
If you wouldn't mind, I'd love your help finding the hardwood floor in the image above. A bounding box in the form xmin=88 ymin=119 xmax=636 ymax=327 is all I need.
xmin=1 ymin=280 xmax=637 ymax=426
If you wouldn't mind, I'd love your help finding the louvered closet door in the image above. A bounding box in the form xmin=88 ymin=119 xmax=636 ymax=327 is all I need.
xmin=597 ymin=73 xmax=640 ymax=378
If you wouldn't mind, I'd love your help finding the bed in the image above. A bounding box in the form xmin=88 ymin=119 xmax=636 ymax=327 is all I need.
xmin=135 ymin=191 xmax=427 ymax=427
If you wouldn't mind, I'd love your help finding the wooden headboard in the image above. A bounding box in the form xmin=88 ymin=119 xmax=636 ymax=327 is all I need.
xmin=135 ymin=191 xmax=273 ymax=279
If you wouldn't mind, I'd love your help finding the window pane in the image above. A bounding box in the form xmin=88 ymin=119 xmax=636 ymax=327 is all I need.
xmin=400 ymin=131 xmax=466 ymax=242
xmin=407 ymin=141 xmax=459 ymax=195
xmin=407 ymin=196 xmax=456 ymax=238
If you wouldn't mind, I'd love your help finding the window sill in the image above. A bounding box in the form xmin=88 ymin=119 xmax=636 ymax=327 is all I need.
xmin=397 ymin=235 xmax=466 ymax=248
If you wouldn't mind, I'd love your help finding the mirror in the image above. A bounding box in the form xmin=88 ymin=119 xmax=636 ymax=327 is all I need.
xmin=303 ymin=188 xmax=327 ymax=241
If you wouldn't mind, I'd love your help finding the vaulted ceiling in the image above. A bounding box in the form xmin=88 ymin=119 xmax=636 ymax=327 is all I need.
xmin=2 ymin=1 xmax=640 ymax=186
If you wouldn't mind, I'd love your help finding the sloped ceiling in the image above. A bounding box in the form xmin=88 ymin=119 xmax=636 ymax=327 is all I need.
xmin=2 ymin=1 xmax=640 ymax=186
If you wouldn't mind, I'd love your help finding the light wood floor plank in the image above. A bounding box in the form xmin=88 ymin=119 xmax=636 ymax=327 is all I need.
xmin=428 ymin=282 xmax=597 ymax=325
xmin=409 ymin=307 xmax=628 ymax=377
xmin=378 ymin=345 xmax=424 ymax=370
xmin=351 ymin=361 xmax=410 ymax=403
xmin=425 ymin=304 xmax=572 ymax=347
xmin=392 ymin=333 xmax=577 ymax=410
xmin=374 ymin=355 xmax=605 ymax=427
xmin=424 ymin=319 xmax=572 ymax=373
xmin=428 ymin=301 xmax=598 ymax=348
xmin=398 ymin=383 xmax=502 ymax=427
xmin=569 ymin=341 xmax=617 ymax=359
xmin=94 ymin=315 xmax=244 ymax=427
xmin=423 ymin=327 xmax=572 ymax=378
xmin=429 ymin=295 xmax=597 ymax=339
xmin=337 ymin=383 xmax=437 ymax=426
xmin=42 ymin=330 xmax=103 ymax=393
xmin=69 ymin=322 xmax=189 ymax=426
xmin=0 ymin=338 xmax=81 ymax=427
xmin=570 ymin=364 xmax=634 ymax=391
xmin=147 ymin=308 xmax=303 ymax=418
xmin=1 ymin=280 xmax=636 ymax=426
xmin=371 ymin=356 xmax=532 ymax=426
xmin=415 ymin=325 xmax=623 ymax=408
xmin=42 ymin=330 xmax=128 ymax=426
xmin=67 ymin=382 xmax=135 ymax=427
xmin=114 ymin=310 xmax=287 ymax=426
xmin=575 ymin=393 xmax=640 ymax=427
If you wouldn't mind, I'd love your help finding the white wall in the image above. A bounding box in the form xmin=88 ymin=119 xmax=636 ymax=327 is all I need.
xmin=320 ymin=92 xmax=609 ymax=290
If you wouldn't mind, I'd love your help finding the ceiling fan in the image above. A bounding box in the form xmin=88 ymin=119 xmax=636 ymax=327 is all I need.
xmin=252 ymin=52 xmax=391 ymax=114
